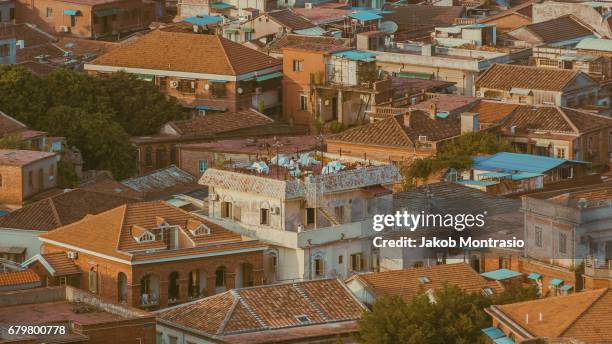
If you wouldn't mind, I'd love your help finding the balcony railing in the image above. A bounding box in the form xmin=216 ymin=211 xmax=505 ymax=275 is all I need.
xmin=585 ymin=256 xmax=612 ymax=279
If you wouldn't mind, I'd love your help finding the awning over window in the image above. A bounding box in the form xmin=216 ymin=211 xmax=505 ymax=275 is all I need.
xmin=255 ymin=71 xmax=283 ymax=82
xmin=224 ymin=27 xmax=240 ymax=33
xmin=241 ymin=27 xmax=254 ymax=33
xmin=64 ymin=9 xmax=79 ymax=16
xmin=396 ymin=71 xmax=433 ymax=80
xmin=94 ymin=7 xmax=124 ymax=17
xmin=560 ymin=284 xmax=573 ymax=291
xmin=209 ymin=79 xmax=228 ymax=83
xmin=363 ymin=185 xmax=392 ymax=197
xmin=481 ymin=327 xmax=505 ymax=341
xmin=527 ymin=272 xmax=542 ymax=280
xmin=550 ymin=278 xmax=563 ymax=286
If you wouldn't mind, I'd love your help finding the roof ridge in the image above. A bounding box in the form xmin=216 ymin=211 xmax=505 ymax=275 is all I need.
xmin=559 ymin=288 xmax=609 ymax=337
xmin=555 ymin=106 xmax=580 ymax=134
xmin=231 ymin=289 xmax=270 ymax=330
xmin=292 ymin=282 xmax=331 ymax=322
xmin=218 ymin=291 xmax=243 ymax=335
xmin=218 ymin=36 xmax=237 ymax=75
xmin=393 ymin=114 xmax=416 ymax=146
xmin=115 ymin=204 xmax=130 ymax=255
xmin=47 ymin=197 xmax=63 ymax=228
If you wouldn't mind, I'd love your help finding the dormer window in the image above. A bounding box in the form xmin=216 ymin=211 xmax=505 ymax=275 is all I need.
xmin=482 ymin=287 xmax=494 ymax=296
xmin=295 ymin=315 xmax=311 ymax=323
xmin=135 ymin=231 xmax=155 ymax=243
xmin=191 ymin=224 xmax=212 ymax=236
xmin=418 ymin=276 xmax=430 ymax=284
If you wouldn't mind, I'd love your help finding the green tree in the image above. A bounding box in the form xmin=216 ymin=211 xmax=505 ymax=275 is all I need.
xmin=492 ymin=282 xmax=538 ymax=305
xmin=0 ymin=134 xmax=30 ymax=150
xmin=56 ymin=158 xmax=79 ymax=188
xmin=0 ymin=66 xmax=187 ymax=179
xmin=356 ymin=284 xmax=492 ymax=344
xmin=400 ymin=132 xmax=514 ymax=190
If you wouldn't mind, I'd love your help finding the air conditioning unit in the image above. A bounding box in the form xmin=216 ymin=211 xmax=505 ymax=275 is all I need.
xmin=67 ymin=251 xmax=78 ymax=260
xmin=271 ymin=206 xmax=280 ymax=215
xmin=305 ymin=2 xmax=313 ymax=8
xmin=59 ymin=26 xmax=70 ymax=33
xmin=475 ymin=91 xmax=483 ymax=97
xmin=209 ymin=193 xmax=219 ymax=201
xmin=170 ymin=80 xmax=179 ymax=88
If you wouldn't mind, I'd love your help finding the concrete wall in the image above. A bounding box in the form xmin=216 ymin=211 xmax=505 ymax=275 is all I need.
xmin=0 ymin=0 xmax=15 ymax=23
xmin=0 ymin=228 xmax=44 ymax=260
xmin=533 ymin=1 xmax=612 ymax=38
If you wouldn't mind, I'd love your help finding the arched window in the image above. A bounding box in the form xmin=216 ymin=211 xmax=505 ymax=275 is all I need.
xmin=191 ymin=224 xmax=211 ymax=236
xmin=215 ymin=266 xmax=227 ymax=287
xmin=117 ymin=272 xmax=128 ymax=303
xmin=140 ymin=274 xmax=160 ymax=305
xmin=88 ymin=267 xmax=98 ymax=293
xmin=145 ymin=146 xmax=153 ymax=167
xmin=168 ymin=271 xmax=179 ymax=302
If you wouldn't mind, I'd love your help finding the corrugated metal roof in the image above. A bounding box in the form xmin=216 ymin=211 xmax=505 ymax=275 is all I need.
xmin=576 ymin=37 xmax=612 ymax=52
xmin=331 ymin=49 xmax=376 ymax=61
xmin=293 ymin=26 xmax=327 ymax=36
xmin=348 ymin=11 xmax=382 ymax=21
xmin=472 ymin=152 xmax=587 ymax=174
xmin=122 ymin=165 xmax=196 ymax=193
xmin=182 ymin=15 xmax=223 ymax=26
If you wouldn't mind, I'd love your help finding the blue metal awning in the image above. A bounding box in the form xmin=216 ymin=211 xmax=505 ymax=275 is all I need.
xmin=64 ymin=9 xmax=79 ymax=15
xmin=481 ymin=327 xmax=505 ymax=340
xmin=550 ymin=278 xmax=563 ymax=286
xmin=256 ymin=71 xmax=283 ymax=82
xmin=209 ymin=79 xmax=227 ymax=83
xmin=348 ymin=11 xmax=382 ymax=21
xmin=495 ymin=337 xmax=515 ymax=344
xmin=182 ymin=15 xmax=223 ymax=26
xmin=560 ymin=284 xmax=573 ymax=291
xmin=480 ymin=269 xmax=522 ymax=281
xmin=527 ymin=273 xmax=542 ymax=280
xmin=210 ymin=2 xmax=234 ymax=9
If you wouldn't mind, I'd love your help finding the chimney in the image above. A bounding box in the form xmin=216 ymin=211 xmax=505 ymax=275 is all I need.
xmin=539 ymin=312 xmax=543 ymax=321
xmin=403 ymin=110 xmax=411 ymax=127
xmin=429 ymin=103 xmax=437 ymax=119
xmin=461 ymin=112 xmax=479 ymax=134
xmin=525 ymin=313 xmax=529 ymax=325
xmin=421 ymin=43 xmax=435 ymax=56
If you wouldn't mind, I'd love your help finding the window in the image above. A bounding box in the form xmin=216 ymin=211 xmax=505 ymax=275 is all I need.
xmin=306 ymin=207 xmax=315 ymax=225
xmin=482 ymin=287 xmax=494 ymax=296
xmin=215 ymin=266 xmax=226 ymax=287
xmin=559 ymin=232 xmax=567 ymax=254
xmin=498 ymin=256 xmax=510 ymax=269
xmin=156 ymin=332 xmax=162 ymax=344
xmin=88 ymin=268 xmax=97 ymax=293
xmin=295 ymin=315 xmax=310 ymax=323
xmin=70 ymin=15 xmax=76 ymax=27
xmin=292 ymin=59 xmax=303 ymax=72
xmin=59 ymin=276 xmax=67 ymax=286
xmin=588 ymin=137 xmax=593 ymax=152
xmin=46 ymin=7 xmax=53 ymax=17
xmin=145 ymin=146 xmax=153 ymax=166
xmin=137 ymin=231 xmax=155 ymax=242
xmin=418 ymin=276 xmax=430 ymax=284
xmin=0 ymin=44 xmax=9 ymax=57
xmin=28 ymin=171 xmax=33 ymax=187
xmin=156 ymin=76 xmax=167 ymax=90
xmin=221 ymin=201 xmax=232 ymax=218
xmin=350 ymin=253 xmax=363 ymax=271
xmin=556 ymin=147 xmax=566 ymax=159
xmin=314 ymin=257 xmax=324 ymax=277
xmin=177 ymin=79 xmax=196 ymax=93
xmin=211 ymin=82 xmax=227 ymax=98
xmin=10 ymin=8 xmax=15 ymax=20
xmin=535 ymin=227 xmax=543 ymax=247
xmin=198 ymin=160 xmax=208 ymax=173
xmin=192 ymin=224 xmax=211 ymax=236
xmin=334 ymin=206 xmax=344 ymax=223
xmin=338 ymin=255 xmax=343 ymax=264
xmin=168 ymin=336 xmax=177 ymax=344
xmin=49 ymin=165 xmax=54 ymax=178
xmin=561 ymin=167 xmax=573 ymax=179
xmin=245 ymin=31 xmax=252 ymax=41
xmin=299 ymin=94 xmax=308 ymax=111
xmin=260 ymin=208 xmax=270 ymax=226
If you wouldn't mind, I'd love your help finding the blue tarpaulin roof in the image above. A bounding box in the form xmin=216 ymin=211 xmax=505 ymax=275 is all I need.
xmin=527 ymin=273 xmax=542 ymax=280
xmin=182 ymin=15 xmax=223 ymax=26
xmin=478 ymin=172 xmax=511 ymax=178
xmin=349 ymin=11 xmax=382 ymax=21
xmin=255 ymin=71 xmax=283 ymax=82
xmin=472 ymin=152 xmax=588 ymax=174
xmin=511 ymin=172 xmax=543 ymax=180
xmin=550 ymin=278 xmax=564 ymax=286
xmin=332 ymin=50 xmax=376 ymax=61
xmin=482 ymin=327 xmax=505 ymax=340
xmin=480 ymin=269 xmax=522 ymax=281
xmin=561 ymin=284 xmax=573 ymax=291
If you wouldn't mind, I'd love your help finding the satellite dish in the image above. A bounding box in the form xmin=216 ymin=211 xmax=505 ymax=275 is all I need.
xmin=379 ymin=21 xmax=398 ymax=34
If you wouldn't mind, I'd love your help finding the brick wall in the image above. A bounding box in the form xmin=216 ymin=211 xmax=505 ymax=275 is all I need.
xmin=0 ymin=164 xmax=23 ymax=206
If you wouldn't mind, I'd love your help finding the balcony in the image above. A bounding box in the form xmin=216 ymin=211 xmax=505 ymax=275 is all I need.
xmin=585 ymin=256 xmax=612 ymax=279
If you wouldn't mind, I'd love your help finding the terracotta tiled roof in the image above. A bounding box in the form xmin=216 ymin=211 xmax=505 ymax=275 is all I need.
xmin=0 ymin=189 xmax=136 ymax=231
xmin=42 ymin=252 xmax=80 ymax=276
xmin=479 ymin=0 xmax=534 ymax=23
xmin=89 ymin=30 xmax=281 ymax=76
xmin=328 ymin=111 xmax=460 ymax=147
xmin=512 ymin=15 xmax=594 ymax=44
xmin=269 ymin=34 xmax=351 ymax=53
xmin=469 ymin=100 xmax=519 ymax=125
xmin=350 ymin=263 xmax=503 ymax=302
xmin=265 ymin=9 xmax=316 ymax=30
xmin=381 ymin=4 xmax=465 ymax=40
xmin=0 ymin=111 xmax=30 ymax=138
xmin=0 ymin=269 xmax=41 ymax=287
xmin=39 ymin=201 xmax=265 ymax=262
xmin=157 ymin=279 xmax=366 ymax=337
xmin=498 ymin=105 xmax=612 ymax=135
xmin=490 ymin=288 xmax=612 ymax=342
xmin=166 ymin=109 xmax=274 ymax=138
xmin=476 ymin=64 xmax=592 ymax=92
